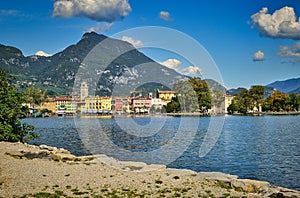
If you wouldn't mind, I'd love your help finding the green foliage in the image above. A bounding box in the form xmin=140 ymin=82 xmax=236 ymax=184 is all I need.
xmin=288 ymin=93 xmax=300 ymax=111
xmin=165 ymin=97 xmax=181 ymax=113
xmin=0 ymin=69 xmax=37 ymax=143
xmin=231 ymin=86 xmax=265 ymax=113
xmin=231 ymin=87 xmax=299 ymax=113
xmin=24 ymin=87 xmax=48 ymax=107
xmin=263 ymin=91 xmax=290 ymax=112
xmin=227 ymin=103 xmax=238 ymax=114
xmin=172 ymin=78 xmax=212 ymax=113
xmin=249 ymin=85 xmax=264 ymax=109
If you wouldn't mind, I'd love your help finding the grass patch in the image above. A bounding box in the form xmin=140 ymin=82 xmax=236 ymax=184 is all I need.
xmin=155 ymin=180 xmax=163 ymax=184
xmin=25 ymin=192 xmax=60 ymax=198
xmin=217 ymin=181 xmax=232 ymax=190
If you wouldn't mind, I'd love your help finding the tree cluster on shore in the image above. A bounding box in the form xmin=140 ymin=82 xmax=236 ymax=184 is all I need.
xmin=227 ymin=86 xmax=300 ymax=114
xmin=165 ymin=78 xmax=223 ymax=113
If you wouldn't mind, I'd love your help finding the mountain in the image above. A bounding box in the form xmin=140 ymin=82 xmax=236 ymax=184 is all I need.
xmin=204 ymin=79 xmax=226 ymax=93
xmin=227 ymin=86 xmax=277 ymax=99
xmin=227 ymin=87 xmax=247 ymax=96
xmin=267 ymin=78 xmax=300 ymax=94
xmin=0 ymin=32 xmax=187 ymax=96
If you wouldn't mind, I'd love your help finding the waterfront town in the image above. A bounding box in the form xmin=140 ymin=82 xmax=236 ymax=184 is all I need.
xmin=24 ymin=82 xmax=234 ymax=117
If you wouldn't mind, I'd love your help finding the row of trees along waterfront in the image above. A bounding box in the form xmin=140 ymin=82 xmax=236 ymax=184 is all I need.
xmin=227 ymin=85 xmax=300 ymax=114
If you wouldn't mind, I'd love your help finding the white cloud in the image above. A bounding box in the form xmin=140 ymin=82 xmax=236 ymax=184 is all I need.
xmin=86 ymin=22 xmax=113 ymax=33
xmin=35 ymin=51 xmax=52 ymax=57
xmin=159 ymin=58 xmax=203 ymax=76
xmin=121 ymin=36 xmax=144 ymax=48
xmin=0 ymin=10 xmax=19 ymax=16
xmin=53 ymin=0 xmax=131 ymax=22
xmin=159 ymin=11 xmax=172 ymax=21
xmin=251 ymin=6 xmax=300 ymax=40
xmin=253 ymin=50 xmax=265 ymax=61
xmin=278 ymin=42 xmax=300 ymax=58
xmin=159 ymin=58 xmax=181 ymax=69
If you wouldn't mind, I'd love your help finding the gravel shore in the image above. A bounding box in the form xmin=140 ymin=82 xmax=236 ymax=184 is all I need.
xmin=0 ymin=142 xmax=299 ymax=198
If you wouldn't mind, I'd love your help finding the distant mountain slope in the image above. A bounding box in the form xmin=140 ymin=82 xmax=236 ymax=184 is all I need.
xmin=0 ymin=32 xmax=187 ymax=96
xmin=267 ymin=78 xmax=300 ymax=94
xmin=205 ymin=79 xmax=226 ymax=93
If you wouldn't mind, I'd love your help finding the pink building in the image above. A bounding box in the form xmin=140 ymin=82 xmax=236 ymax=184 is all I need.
xmin=131 ymin=96 xmax=152 ymax=113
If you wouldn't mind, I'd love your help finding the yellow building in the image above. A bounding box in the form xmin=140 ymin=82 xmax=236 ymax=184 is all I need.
xmin=84 ymin=96 xmax=112 ymax=114
xmin=156 ymin=90 xmax=176 ymax=105
xmin=39 ymin=98 xmax=56 ymax=112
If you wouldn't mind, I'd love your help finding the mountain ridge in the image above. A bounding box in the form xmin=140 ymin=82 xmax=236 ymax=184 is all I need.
xmin=1 ymin=32 xmax=299 ymax=96
xmin=267 ymin=78 xmax=300 ymax=94
xmin=0 ymin=32 xmax=187 ymax=96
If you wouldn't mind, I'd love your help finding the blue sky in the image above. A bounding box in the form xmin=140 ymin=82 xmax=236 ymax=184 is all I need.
xmin=0 ymin=0 xmax=300 ymax=89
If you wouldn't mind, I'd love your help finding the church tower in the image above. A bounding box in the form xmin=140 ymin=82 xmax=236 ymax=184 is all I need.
xmin=80 ymin=82 xmax=88 ymax=101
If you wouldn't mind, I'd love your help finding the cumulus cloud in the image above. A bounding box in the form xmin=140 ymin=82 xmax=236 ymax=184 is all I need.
xmin=159 ymin=58 xmax=203 ymax=76
xmin=159 ymin=11 xmax=172 ymax=21
xmin=278 ymin=42 xmax=300 ymax=58
xmin=53 ymin=0 xmax=131 ymax=22
xmin=35 ymin=51 xmax=52 ymax=57
xmin=121 ymin=36 xmax=144 ymax=48
xmin=253 ymin=50 xmax=265 ymax=61
xmin=251 ymin=6 xmax=300 ymax=40
xmin=86 ymin=22 xmax=113 ymax=33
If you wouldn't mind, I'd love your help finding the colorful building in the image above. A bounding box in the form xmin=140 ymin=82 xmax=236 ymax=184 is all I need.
xmin=131 ymin=96 xmax=152 ymax=113
xmin=112 ymin=97 xmax=130 ymax=114
xmin=55 ymin=96 xmax=77 ymax=115
xmin=83 ymin=96 xmax=112 ymax=114
xmin=156 ymin=90 xmax=176 ymax=105
xmin=39 ymin=98 xmax=56 ymax=112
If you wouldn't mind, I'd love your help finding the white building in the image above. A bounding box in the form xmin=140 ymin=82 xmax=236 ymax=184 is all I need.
xmin=151 ymin=98 xmax=165 ymax=110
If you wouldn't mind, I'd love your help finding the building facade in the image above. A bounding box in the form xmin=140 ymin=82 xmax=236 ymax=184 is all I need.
xmin=131 ymin=96 xmax=152 ymax=113
xmin=156 ymin=90 xmax=176 ymax=105
xmin=83 ymin=96 xmax=112 ymax=114
xmin=112 ymin=97 xmax=130 ymax=114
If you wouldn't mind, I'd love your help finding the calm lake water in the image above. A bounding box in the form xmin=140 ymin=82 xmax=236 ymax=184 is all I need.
xmin=25 ymin=115 xmax=300 ymax=191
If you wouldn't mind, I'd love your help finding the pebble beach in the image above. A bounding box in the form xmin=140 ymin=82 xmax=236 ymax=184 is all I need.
xmin=0 ymin=142 xmax=299 ymax=198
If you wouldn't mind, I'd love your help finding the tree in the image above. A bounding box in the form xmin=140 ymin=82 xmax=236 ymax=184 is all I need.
xmin=173 ymin=78 xmax=211 ymax=112
xmin=227 ymin=103 xmax=238 ymax=114
xmin=24 ymin=87 xmax=48 ymax=108
xmin=288 ymin=93 xmax=300 ymax=111
xmin=264 ymin=91 xmax=289 ymax=112
xmin=232 ymin=89 xmax=253 ymax=113
xmin=165 ymin=97 xmax=181 ymax=113
xmin=249 ymin=85 xmax=264 ymax=111
xmin=0 ymin=69 xmax=37 ymax=142
xmin=211 ymin=90 xmax=224 ymax=108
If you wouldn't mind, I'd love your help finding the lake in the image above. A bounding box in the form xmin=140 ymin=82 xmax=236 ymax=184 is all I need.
xmin=25 ymin=115 xmax=300 ymax=191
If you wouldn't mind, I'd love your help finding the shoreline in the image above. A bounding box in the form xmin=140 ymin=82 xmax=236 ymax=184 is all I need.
xmin=1 ymin=142 xmax=300 ymax=197
xmin=27 ymin=111 xmax=300 ymax=119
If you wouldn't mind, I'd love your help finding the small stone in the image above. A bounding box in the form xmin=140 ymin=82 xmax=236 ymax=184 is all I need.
xmin=58 ymin=148 xmax=70 ymax=154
